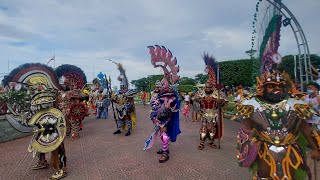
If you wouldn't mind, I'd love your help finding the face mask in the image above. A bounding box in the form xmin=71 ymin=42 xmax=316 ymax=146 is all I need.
xmin=307 ymin=89 xmax=314 ymax=94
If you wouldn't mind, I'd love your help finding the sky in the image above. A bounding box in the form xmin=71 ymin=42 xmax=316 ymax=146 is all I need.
xmin=0 ymin=0 xmax=319 ymax=87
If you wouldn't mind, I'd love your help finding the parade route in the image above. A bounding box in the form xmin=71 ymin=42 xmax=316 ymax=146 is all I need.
xmin=0 ymin=105 xmax=318 ymax=180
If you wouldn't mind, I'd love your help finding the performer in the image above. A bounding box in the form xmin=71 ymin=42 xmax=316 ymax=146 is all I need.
xmin=29 ymin=88 xmax=68 ymax=180
xmin=195 ymin=53 xmax=228 ymax=150
xmin=143 ymin=45 xmax=181 ymax=163
xmin=111 ymin=62 xmax=137 ymax=136
xmin=236 ymin=69 xmax=320 ymax=179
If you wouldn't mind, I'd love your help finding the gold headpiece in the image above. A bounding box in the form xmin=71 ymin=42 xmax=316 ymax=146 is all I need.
xmin=256 ymin=70 xmax=286 ymax=96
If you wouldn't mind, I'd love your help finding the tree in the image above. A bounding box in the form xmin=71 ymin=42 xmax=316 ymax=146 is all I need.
xmin=178 ymin=77 xmax=196 ymax=86
xmin=194 ymin=74 xmax=208 ymax=84
xmin=219 ymin=59 xmax=254 ymax=86
xmin=278 ymin=54 xmax=320 ymax=82
xmin=131 ymin=75 xmax=163 ymax=92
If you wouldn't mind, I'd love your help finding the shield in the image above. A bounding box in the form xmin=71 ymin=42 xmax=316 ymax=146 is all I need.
xmin=28 ymin=108 xmax=66 ymax=153
xmin=69 ymin=103 xmax=87 ymax=120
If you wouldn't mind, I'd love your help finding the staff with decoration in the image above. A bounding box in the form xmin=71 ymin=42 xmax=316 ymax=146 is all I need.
xmin=194 ymin=53 xmax=228 ymax=150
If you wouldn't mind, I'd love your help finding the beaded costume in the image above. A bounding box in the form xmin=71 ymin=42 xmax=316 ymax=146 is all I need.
xmin=194 ymin=54 xmax=228 ymax=150
xmin=236 ymin=70 xmax=320 ymax=179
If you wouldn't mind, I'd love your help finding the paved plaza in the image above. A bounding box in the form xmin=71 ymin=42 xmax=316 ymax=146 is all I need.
xmin=0 ymin=105 xmax=318 ymax=180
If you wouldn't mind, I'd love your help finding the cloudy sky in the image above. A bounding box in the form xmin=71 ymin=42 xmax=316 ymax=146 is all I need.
xmin=0 ymin=0 xmax=319 ymax=86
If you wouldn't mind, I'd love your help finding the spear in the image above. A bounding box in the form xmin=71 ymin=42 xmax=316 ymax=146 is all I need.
xmin=217 ymin=63 xmax=221 ymax=149
xmin=105 ymin=74 xmax=117 ymax=125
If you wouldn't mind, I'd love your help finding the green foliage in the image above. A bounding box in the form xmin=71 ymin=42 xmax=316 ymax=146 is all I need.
xmin=0 ymin=90 xmax=30 ymax=111
xmin=131 ymin=75 xmax=163 ymax=92
xmin=223 ymin=102 xmax=235 ymax=113
xmin=177 ymin=85 xmax=196 ymax=93
xmin=219 ymin=59 xmax=254 ymax=86
xmin=278 ymin=54 xmax=320 ymax=81
xmin=194 ymin=74 xmax=208 ymax=84
xmin=131 ymin=54 xmax=320 ymax=90
xmin=179 ymin=77 xmax=196 ymax=86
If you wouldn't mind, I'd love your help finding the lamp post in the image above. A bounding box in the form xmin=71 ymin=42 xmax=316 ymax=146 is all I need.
xmin=245 ymin=49 xmax=257 ymax=85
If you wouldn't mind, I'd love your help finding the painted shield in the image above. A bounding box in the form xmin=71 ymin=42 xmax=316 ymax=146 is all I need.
xmin=28 ymin=108 xmax=66 ymax=153
xmin=69 ymin=103 xmax=87 ymax=120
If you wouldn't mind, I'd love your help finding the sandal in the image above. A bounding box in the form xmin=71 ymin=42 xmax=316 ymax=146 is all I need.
xmin=208 ymin=142 xmax=217 ymax=149
xmin=49 ymin=169 xmax=68 ymax=180
xmin=156 ymin=149 xmax=170 ymax=154
xmin=159 ymin=153 xmax=170 ymax=163
xmin=32 ymin=160 xmax=49 ymax=170
xmin=71 ymin=133 xmax=80 ymax=140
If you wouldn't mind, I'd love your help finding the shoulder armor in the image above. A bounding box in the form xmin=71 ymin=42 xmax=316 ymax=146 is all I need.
xmin=236 ymin=104 xmax=255 ymax=118
xmin=293 ymin=103 xmax=320 ymax=120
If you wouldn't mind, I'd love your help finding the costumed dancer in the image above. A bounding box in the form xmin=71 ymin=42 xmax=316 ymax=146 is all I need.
xmin=29 ymin=88 xmax=68 ymax=179
xmin=1 ymin=63 xmax=68 ymax=180
xmin=55 ymin=64 xmax=88 ymax=140
xmin=143 ymin=45 xmax=181 ymax=163
xmin=110 ymin=61 xmax=137 ymax=136
xmin=236 ymin=69 xmax=320 ymax=179
xmin=195 ymin=53 xmax=228 ymax=150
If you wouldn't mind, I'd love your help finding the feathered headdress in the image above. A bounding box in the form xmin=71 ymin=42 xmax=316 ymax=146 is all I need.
xmin=108 ymin=59 xmax=129 ymax=90
xmin=203 ymin=53 xmax=218 ymax=87
xmin=147 ymin=45 xmax=180 ymax=88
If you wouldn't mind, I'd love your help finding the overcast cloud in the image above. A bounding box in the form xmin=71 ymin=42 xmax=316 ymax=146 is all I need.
xmin=0 ymin=0 xmax=319 ymax=86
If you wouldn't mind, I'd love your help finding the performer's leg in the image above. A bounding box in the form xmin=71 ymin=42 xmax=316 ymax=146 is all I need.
xmin=66 ymin=117 xmax=71 ymax=137
xmin=50 ymin=143 xmax=67 ymax=180
xmin=159 ymin=127 xmax=170 ymax=163
xmin=208 ymin=122 xmax=217 ymax=148
xmin=192 ymin=110 xmax=195 ymax=122
xmin=113 ymin=119 xmax=124 ymax=134
xmin=124 ymin=118 xmax=132 ymax=136
xmin=70 ymin=119 xmax=80 ymax=140
xmin=96 ymin=107 xmax=101 ymax=119
xmin=105 ymin=107 xmax=108 ymax=119
xmin=32 ymin=153 xmax=49 ymax=170
xmin=198 ymin=120 xmax=208 ymax=150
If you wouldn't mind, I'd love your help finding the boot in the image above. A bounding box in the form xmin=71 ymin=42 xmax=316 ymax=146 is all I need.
xmin=113 ymin=130 xmax=121 ymax=134
xmin=125 ymin=131 xmax=131 ymax=136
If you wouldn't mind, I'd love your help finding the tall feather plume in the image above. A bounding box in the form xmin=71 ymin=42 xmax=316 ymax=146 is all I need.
xmin=116 ymin=63 xmax=129 ymax=89
xmin=203 ymin=52 xmax=217 ymax=85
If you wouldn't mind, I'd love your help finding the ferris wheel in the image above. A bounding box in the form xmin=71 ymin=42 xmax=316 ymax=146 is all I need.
xmin=251 ymin=0 xmax=313 ymax=90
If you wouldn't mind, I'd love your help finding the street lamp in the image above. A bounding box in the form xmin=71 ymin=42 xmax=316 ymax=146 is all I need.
xmin=245 ymin=49 xmax=257 ymax=86
xmin=245 ymin=49 xmax=257 ymax=59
